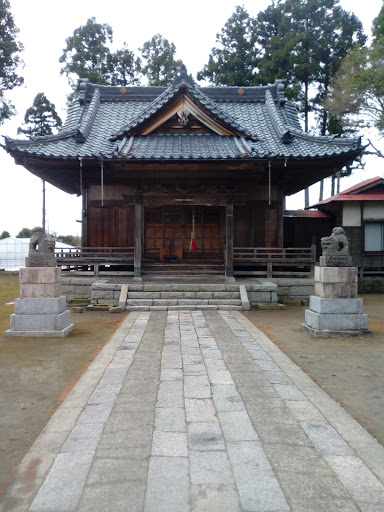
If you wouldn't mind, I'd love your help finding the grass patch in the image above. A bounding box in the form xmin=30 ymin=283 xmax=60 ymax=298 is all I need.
xmin=0 ymin=272 xmax=19 ymax=305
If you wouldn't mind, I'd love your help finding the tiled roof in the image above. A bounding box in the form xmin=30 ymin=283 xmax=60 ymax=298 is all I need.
xmin=308 ymin=176 xmax=384 ymax=208
xmin=4 ymin=70 xmax=362 ymax=162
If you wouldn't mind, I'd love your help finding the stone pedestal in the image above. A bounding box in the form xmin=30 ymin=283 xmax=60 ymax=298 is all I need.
xmin=302 ymin=266 xmax=369 ymax=337
xmin=5 ymin=267 xmax=74 ymax=338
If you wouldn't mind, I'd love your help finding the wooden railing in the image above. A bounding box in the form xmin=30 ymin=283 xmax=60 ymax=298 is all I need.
xmin=233 ymin=246 xmax=316 ymax=278
xmin=55 ymin=247 xmax=134 ymax=277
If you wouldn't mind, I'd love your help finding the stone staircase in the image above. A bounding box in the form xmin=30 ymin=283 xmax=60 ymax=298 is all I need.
xmin=123 ymin=281 xmax=243 ymax=311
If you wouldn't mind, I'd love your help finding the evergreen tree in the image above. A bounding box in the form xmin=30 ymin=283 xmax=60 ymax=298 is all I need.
xmin=197 ymin=6 xmax=258 ymax=86
xmin=0 ymin=230 xmax=10 ymax=239
xmin=16 ymin=228 xmax=31 ymax=238
xmin=0 ymin=0 xmax=23 ymax=125
xmin=139 ymin=34 xmax=184 ymax=86
xmin=59 ymin=17 xmax=113 ymax=89
xmin=108 ymin=44 xmax=141 ymax=86
xmin=18 ymin=93 xmax=62 ymax=138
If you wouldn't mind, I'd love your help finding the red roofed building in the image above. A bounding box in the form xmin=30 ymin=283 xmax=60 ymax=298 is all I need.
xmin=306 ymin=176 xmax=384 ymax=275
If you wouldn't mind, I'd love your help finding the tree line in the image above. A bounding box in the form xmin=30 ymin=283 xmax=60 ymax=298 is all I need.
xmin=1 ymin=0 xmax=384 ymax=157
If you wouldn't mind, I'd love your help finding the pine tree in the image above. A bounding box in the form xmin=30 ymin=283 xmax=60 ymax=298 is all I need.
xmin=18 ymin=93 xmax=62 ymax=138
xmin=0 ymin=0 xmax=24 ymax=125
xmin=139 ymin=34 xmax=183 ymax=86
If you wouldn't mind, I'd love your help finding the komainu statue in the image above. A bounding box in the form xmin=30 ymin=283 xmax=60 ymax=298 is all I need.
xmin=319 ymin=227 xmax=352 ymax=267
xmin=25 ymin=227 xmax=57 ymax=267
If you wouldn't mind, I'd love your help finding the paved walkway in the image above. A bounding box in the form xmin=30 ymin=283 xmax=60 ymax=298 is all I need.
xmin=2 ymin=311 xmax=384 ymax=512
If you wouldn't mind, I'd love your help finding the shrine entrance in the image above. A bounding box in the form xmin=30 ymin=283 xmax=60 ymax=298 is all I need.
xmin=144 ymin=206 xmax=223 ymax=261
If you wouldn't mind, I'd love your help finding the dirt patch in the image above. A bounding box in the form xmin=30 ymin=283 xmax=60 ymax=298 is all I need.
xmin=243 ymin=294 xmax=384 ymax=445
xmin=0 ymin=272 xmax=126 ymax=494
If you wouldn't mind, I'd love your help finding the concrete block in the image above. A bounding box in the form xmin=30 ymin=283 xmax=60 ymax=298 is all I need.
xmin=11 ymin=310 xmax=71 ymax=331
xmin=19 ymin=267 xmax=61 ymax=284
xmin=14 ymin=296 xmax=67 ymax=315
xmin=92 ymin=290 xmax=114 ymax=300
xmin=314 ymin=281 xmax=358 ymax=298
xmin=153 ymin=299 xmax=178 ymax=306
xmin=200 ymin=284 xmax=226 ymax=291
xmin=314 ymin=266 xmax=358 ymax=284
xmin=248 ymin=292 xmax=271 ymax=303
xmin=239 ymin=285 xmax=250 ymax=311
xmin=309 ymin=296 xmax=363 ymax=314
xmin=20 ymin=282 xmax=61 ymax=298
xmin=304 ymin=310 xmax=368 ymax=330
xmin=128 ymin=291 xmax=160 ymax=299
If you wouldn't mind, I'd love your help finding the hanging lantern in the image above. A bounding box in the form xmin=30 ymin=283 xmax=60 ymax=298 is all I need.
xmin=190 ymin=208 xmax=196 ymax=250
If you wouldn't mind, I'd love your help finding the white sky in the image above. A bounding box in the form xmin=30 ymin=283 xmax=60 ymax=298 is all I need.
xmin=1 ymin=0 xmax=383 ymax=238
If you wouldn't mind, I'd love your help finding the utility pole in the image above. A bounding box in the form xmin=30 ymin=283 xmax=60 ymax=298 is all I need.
xmin=42 ymin=179 xmax=46 ymax=233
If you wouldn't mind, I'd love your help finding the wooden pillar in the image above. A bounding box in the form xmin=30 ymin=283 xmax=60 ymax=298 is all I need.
xmin=225 ymin=203 xmax=234 ymax=277
xmin=134 ymin=203 xmax=143 ymax=279
xmin=277 ymin=193 xmax=284 ymax=248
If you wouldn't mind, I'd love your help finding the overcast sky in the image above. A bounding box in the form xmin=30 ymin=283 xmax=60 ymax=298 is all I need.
xmin=1 ymin=0 xmax=383 ymax=238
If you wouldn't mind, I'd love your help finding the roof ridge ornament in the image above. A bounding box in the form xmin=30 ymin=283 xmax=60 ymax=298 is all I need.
xmin=78 ymin=79 xmax=89 ymax=105
xmin=172 ymin=65 xmax=195 ymax=87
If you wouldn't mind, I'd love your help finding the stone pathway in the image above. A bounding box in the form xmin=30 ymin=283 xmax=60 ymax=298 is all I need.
xmin=2 ymin=311 xmax=384 ymax=512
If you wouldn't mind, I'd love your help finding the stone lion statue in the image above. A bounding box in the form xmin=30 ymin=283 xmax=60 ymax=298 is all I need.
xmin=26 ymin=227 xmax=56 ymax=267
xmin=320 ymin=227 xmax=352 ymax=267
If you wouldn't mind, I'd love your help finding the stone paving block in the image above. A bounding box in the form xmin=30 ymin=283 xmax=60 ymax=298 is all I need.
xmin=189 ymin=451 xmax=234 ymax=485
xmin=255 ymin=421 xmax=313 ymax=446
xmin=61 ymin=422 xmax=105 ymax=453
xmin=253 ymin=359 xmax=282 ymax=372
xmin=276 ymin=469 xmax=359 ymax=512
xmin=106 ymin=408 xmax=154 ymax=430
xmin=187 ymin=421 xmax=225 ymax=450
xmin=300 ymin=422 xmax=355 ymax=456
xmin=325 ymin=456 xmax=384 ymax=506
xmin=155 ymin=407 xmax=186 ymax=432
xmin=201 ymin=348 xmax=222 ymax=360
xmin=218 ymin=411 xmax=258 ymax=442
xmin=79 ymin=481 xmax=146 ymax=512
xmin=151 ymin=431 xmax=188 ymax=457
xmin=160 ymin=368 xmax=183 ymax=381
xmin=182 ymin=354 xmax=203 ymax=365
xmin=99 ymin=367 xmax=128 ymax=387
xmin=185 ymin=398 xmax=218 ymax=423
xmin=262 ymin=370 xmax=293 ymax=385
xmin=144 ymin=457 xmax=190 ymax=512
xmin=77 ymin=403 xmax=114 ymax=424
xmin=285 ymin=400 xmax=326 ymax=423
xmin=161 ymin=352 xmax=182 ymax=369
xmin=264 ymin=443 xmax=332 ymax=474
xmin=207 ymin=369 xmax=234 ymax=385
xmin=183 ymin=363 xmax=207 ymax=375
xmin=212 ymin=384 xmax=245 ymax=411
xmin=86 ymin=456 xmax=148 ymax=484
xmin=97 ymin=427 xmax=153 ymax=451
xmin=227 ymin=441 xmax=290 ymax=512
xmin=30 ymin=450 xmax=95 ymax=511
xmin=184 ymin=375 xmax=211 ymax=399
xmin=157 ymin=380 xmax=184 ymax=407
xmin=191 ymin=484 xmax=241 ymax=512
xmin=42 ymin=407 xmax=84 ymax=434
xmin=204 ymin=359 xmax=227 ymax=372
xmin=273 ymin=384 xmax=307 ymax=401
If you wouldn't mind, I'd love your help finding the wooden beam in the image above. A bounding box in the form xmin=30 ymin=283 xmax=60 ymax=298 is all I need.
xmin=225 ymin=203 xmax=234 ymax=277
xmin=134 ymin=203 xmax=143 ymax=279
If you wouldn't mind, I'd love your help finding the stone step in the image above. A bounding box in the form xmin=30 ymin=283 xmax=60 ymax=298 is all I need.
xmin=125 ymin=304 xmax=243 ymax=311
xmin=127 ymin=291 xmax=240 ymax=300
xmin=125 ymin=298 xmax=242 ymax=307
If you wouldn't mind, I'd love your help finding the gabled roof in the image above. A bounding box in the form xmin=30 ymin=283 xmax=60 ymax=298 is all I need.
xmin=4 ymin=67 xmax=362 ymax=163
xmin=308 ymin=176 xmax=384 ymax=208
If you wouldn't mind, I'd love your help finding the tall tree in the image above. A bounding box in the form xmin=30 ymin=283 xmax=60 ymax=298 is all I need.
xmin=17 ymin=93 xmax=62 ymax=138
xmin=107 ymin=43 xmax=141 ymax=86
xmin=0 ymin=0 xmax=23 ymax=125
xmin=139 ymin=34 xmax=183 ymax=86
xmin=255 ymin=0 xmax=365 ymax=132
xmin=197 ymin=6 xmax=259 ymax=86
xmin=59 ymin=17 xmax=113 ymax=89
xmin=16 ymin=228 xmax=31 ymax=238
xmin=0 ymin=230 xmax=10 ymax=239
xmin=324 ymin=3 xmax=384 ymax=157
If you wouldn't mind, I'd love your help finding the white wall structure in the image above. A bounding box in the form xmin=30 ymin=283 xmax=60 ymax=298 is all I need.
xmin=0 ymin=238 xmax=74 ymax=271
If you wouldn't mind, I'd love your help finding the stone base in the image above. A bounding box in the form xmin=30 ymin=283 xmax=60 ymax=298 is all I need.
xmin=4 ymin=324 xmax=74 ymax=338
xmin=304 ymin=309 xmax=368 ymax=331
xmin=302 ymin=323 xmax=372 ymax=338
xmin=6 ymin=296 xmax=73 ymax=338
